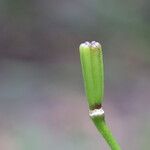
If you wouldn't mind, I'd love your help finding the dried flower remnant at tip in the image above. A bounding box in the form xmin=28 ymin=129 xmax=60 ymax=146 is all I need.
xmin=80 ymin=41 xmax=101 ymax=49
xmin=91 ymin=41 xmax=101 ymax=49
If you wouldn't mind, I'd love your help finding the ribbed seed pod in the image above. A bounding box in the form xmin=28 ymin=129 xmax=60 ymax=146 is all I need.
xmin=79 ymin=41 xmax=104 ymax=110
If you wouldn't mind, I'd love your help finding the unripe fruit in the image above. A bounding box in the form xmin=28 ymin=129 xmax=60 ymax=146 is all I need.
xmin=79 ymin=41 xmax=104 ymax=109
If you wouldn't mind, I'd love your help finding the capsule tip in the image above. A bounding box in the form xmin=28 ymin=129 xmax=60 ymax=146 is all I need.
xmin=79 ymin=41 xmax=101 ymax=50
xmin=91 ymin=41 xmax=101 ymax=49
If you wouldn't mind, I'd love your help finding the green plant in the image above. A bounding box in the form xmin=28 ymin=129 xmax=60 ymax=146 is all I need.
xmin=79 ymin=41 xmax=121 ymax=150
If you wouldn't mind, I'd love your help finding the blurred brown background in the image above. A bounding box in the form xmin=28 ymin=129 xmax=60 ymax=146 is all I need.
xmin=0 ymin=0 xmax=150 ymax=150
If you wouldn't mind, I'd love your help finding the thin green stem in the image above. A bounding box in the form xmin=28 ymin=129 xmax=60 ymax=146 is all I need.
xmin=91 ymin=112 xmax=121 ymax=150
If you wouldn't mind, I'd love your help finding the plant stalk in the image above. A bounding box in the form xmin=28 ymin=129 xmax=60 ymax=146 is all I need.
xmin=89 ymin=108 xmax=121 ymax=150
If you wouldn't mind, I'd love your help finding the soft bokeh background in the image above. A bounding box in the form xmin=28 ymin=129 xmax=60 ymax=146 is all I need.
xmin=0 ymin=0 xmax=150 ymax=150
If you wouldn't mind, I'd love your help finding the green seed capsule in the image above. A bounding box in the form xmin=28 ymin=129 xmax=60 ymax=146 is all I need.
xmin=79 ymin=41 xmax=104 ymax=109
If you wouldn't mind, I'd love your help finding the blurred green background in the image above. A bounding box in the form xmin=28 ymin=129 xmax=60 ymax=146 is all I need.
xmin=0 ymin=0 xmax=150 ymax=150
